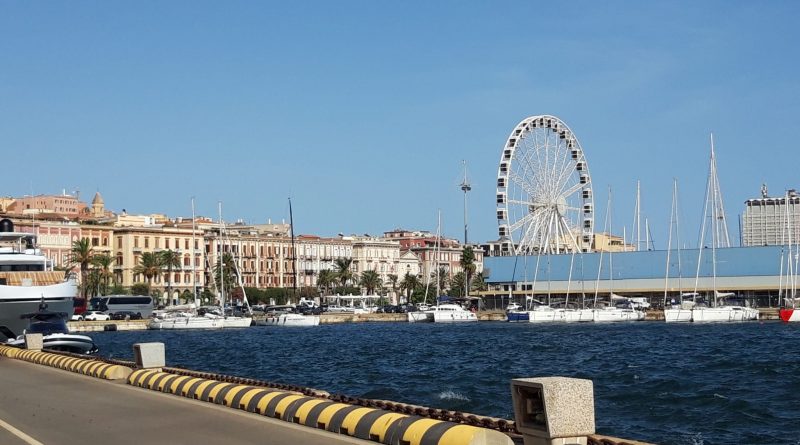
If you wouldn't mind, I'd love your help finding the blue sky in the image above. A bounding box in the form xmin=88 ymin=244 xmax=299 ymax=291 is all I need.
xmin=2 ymin=1 xmax=798 ymax=247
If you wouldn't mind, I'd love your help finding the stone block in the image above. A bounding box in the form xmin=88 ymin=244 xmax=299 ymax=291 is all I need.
xmin=133 ymin=342 xmax=165 ymax=369
xmin=511 ymin=377 xmax=595 ymax=444
xmin=24 ymin=333 xmax=43 ymax=351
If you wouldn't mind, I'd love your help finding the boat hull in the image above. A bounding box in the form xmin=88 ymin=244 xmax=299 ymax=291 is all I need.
xmin=592 ymin=308 xmax=646 ymax=322
xmin=0 ymin=280 xmax=77 ymax=339
xmin=222 ymin=316 xmax=252 ymax=328
xmin=780 ymin=308 xmax=800 ymax=322
xmin=691 ymin=306 xmax=759 ymax=323
xmin=664 ymin=308 xmax=693 ymax=323
xmin=257 ymin=314 xmax=319 ymax=327
xmin=148 ymin=316 xmax=222 ymax=330
xmin=7 ymin=333 xmax=98 ymax=355
xmin=506 ymin=311 xmax=529 ymax=322
xmin=407 ymin=311 xmax=434 ymax=323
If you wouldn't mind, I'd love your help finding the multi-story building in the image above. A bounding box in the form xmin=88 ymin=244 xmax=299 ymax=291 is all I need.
xmin=112 ymin=223 xmax=205 ymax=303
xmin=383 ymin=228 xmax=484 ymax=285
xmin=9 ymin=192 xmax=88 ymax=216
xmin=295 ymin=235 xmax=353 ymax=289
xmin=350 ymin=236 xmax=401 ymax=290
xmin=742 ymin=188 xmax=800 ymax=247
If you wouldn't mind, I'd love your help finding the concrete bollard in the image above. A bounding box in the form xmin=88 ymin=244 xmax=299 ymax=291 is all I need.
xmin=510 ymin=377 xmax=595 ymax=445
xmin=133 ymin=342 xmax=165 ymax=369
xmin=24 ymin=333 xmax=43 ymax=351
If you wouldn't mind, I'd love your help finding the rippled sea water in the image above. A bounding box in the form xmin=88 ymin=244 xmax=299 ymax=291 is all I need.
xmin=93 ymin=321 xmax=800 ymax=445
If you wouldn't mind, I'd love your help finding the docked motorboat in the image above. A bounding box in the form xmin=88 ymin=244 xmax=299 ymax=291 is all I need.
xmin=431 ymin=304 xmax=477 ymax=323
xmin=0 ymin=220 xmax=78 ymax=340
xmin=6 ymin=298 xmax=97 ymax=355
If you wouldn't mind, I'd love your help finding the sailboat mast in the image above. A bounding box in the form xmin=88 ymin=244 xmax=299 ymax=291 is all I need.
xmin=288 ymin=198 xmax=298 ymax=303
xmin=664 ymin=182 xmax=675 ymax=306
xmin=191 ymin=197 xmax=198 ymax=308
xmin=218 ymin=202 xmax=225 ymax=312
xmin=435 ymin=210 xmax=441 ymax=302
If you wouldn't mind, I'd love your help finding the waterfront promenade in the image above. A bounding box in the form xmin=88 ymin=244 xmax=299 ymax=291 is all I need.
xmin=0 ymin=358 xmax=371 ymax=445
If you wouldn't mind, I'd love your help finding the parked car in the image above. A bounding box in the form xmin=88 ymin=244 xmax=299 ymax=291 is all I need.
xmin=110 ymin=311 xmax=142 ymax=320
xmin=377 ymin=305 xmax=397 ymax=313
xmin=70 ymin=314 xmax=84 ymax=321
xmin=296 ymin=305 xmax=322 ymax=315
xmin=83 ymin=311 xmax=111 ymax=321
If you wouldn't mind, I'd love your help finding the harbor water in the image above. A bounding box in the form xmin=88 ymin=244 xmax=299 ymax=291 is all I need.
xmin=93 ymin=321 xmax=800 ymax=445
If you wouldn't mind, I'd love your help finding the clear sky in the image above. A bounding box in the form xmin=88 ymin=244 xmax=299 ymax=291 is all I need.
xmin=2 ymin=1 xmax=798 ymax=248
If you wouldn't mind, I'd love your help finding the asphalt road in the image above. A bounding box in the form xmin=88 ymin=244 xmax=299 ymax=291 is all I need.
xmin=0 ymin=358 xmax=372 ymax=445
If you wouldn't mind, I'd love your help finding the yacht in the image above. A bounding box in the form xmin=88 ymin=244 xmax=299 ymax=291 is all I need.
xmin=256 ymin=306 xmax=320 ymax=327
xmin=431 ymin=303 xmax=478 ymax=323
xmin=6 ymin=297 xmax=98 ymax=354
xmin=148 ymin=309 xmax=222 ymax=330
xmin=0 ymin=220 xmax=78 ymax=340
xmin=691 ymin=292 xmax=759 ymax=322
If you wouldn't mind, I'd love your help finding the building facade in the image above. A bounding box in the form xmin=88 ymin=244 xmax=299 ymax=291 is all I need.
xmin=742 ymin=189 xmax=800 ymax=247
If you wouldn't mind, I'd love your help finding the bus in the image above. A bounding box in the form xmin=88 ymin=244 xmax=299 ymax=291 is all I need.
xmin=89 ymin=295 xmax=154 ymax=319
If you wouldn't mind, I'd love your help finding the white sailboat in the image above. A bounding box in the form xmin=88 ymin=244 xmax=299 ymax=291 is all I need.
xmin=407 ymin=212 xmax=441 ymax=323
xmin=149 ymin=198 xmax=221 ymax=330
xmin=258 ymin=198 xmax=319 ymax=327
xmin=691 ymin=135 xmax=758 ymax=322
xmin=215 ymin=202 xmax=252 ymax=328
xmin=590 ymin=188 xmax=644 ymax=322
xmin=663 ymin=180 xmax=693 ymax=322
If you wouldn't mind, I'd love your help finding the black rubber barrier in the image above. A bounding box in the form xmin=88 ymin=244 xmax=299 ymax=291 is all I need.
xmin=128 ymin=369 xmax=514 ymax=445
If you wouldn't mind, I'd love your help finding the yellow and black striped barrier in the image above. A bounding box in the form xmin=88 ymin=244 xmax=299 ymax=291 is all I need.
xmin=128 ymin=369 xmax=513 ymax=445
xmin=0 ymin=345 xmax=132 ymax=380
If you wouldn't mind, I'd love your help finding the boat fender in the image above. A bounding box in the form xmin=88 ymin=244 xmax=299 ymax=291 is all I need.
xmin=104 ymin=324 xmax=118 ymax=332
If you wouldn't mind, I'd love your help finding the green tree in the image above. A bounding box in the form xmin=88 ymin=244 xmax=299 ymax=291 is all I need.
xmin=449 ymin=272 xmax=466 ymax=297
xmin=160 ymin=249 xmax=182 ymax=304
xmin=214 ymin=252 xmax=237 ymax=300
xmin=134 ymin=252 xmax=162 ymax=286
xmin=471 ymin=271 xmax=488 ymax=292
xmin=460 ymin=246 xmax=476 ymax=297
xmin=334 ymin=258 xmax=354 ymax=287
xmin=70 ymin=238 xmax=94 ymax=302
xmin=359 ymin=270 xmax=381 ymax=295
xmin=387 ymin=273 xmax=399 ymax=301
xmin=399 ymin=272 xmax=419 ymax=301
xmin=131 ymin=282 xmax=150 ymax=296
xmin=91 ymin=253 xmax=114 ymax=296
xmin=317 ymin=269 xmax=337 ymax=295
xmin=432 ymin=267 xmax=449 ymax=294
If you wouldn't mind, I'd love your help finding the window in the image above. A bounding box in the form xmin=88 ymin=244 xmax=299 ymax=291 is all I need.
xmin=145 ymin=238 xmax=149 ymax=248
xmin=134 ymin=237 xmax=139 ymax=248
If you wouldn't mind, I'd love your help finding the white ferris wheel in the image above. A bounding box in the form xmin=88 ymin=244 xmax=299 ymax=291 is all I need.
xmin=496 ymin=115 xmax=594 ymax=255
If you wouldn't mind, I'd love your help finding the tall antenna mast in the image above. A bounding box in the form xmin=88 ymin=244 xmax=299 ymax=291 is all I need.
xmin=459 ymin=160 xmax=471 ymax=244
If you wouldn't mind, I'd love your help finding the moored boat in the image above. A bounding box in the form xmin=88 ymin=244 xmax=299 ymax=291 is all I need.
xmin=0 ymin=221 xmax=78 ymax=340
xmin=431 ymin=304 xmax=477 ymax=323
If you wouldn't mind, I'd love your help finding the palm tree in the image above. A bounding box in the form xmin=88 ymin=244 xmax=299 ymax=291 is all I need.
xmin=471 ymin=271 xmax=488 ymax=292
xmin=387 ymin=273 xmax=399 ymax=302
xmin=91 ymin=253 xmax=114 ymax=296
xmin=160 ymin=249 xmax=182 ymax=305
xmin=214 ymin=252 xmax=237 ymax=301
xmin=450 ymin=272 xmax=466 ymax=297
xmin=317 ymin=269 xmax=336 ymax=295
xmin=134 ymin=252 xmax=162 ymax=288
xmin=433 ymin=267 xmax=449 ymax=294
xmin=359 ymin=270 xmax=381 ymax=295
xmin=70 ymin=238 xmax=94 ymax=302
xmin=399 ymin=272 xmax=419 ymax=301
xmin=334 ymin=258 xmax=354 ymax=288
xmin=460 ymin=246 xmax=476 ymax=296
